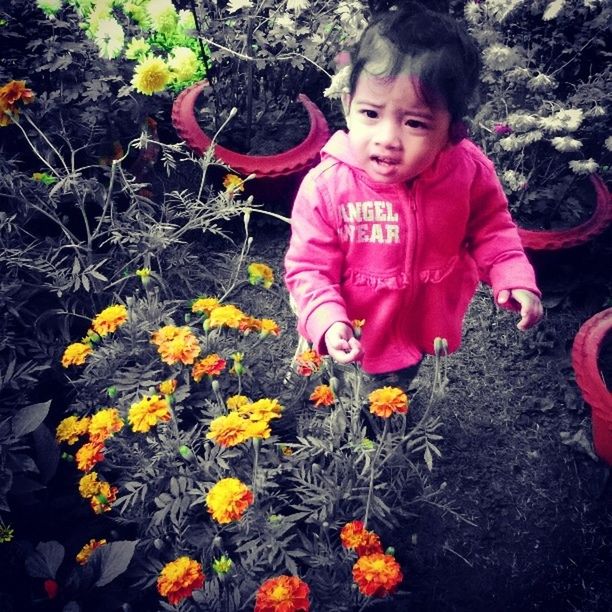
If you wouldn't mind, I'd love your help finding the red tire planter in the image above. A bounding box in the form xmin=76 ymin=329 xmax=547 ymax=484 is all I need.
xmin=571 ymin=308 xmax=612 ymax=465
xmin=171 ymin=81 xmax=330 ymax=207
xmin=518 ymin=175 xmax=611 ymax=251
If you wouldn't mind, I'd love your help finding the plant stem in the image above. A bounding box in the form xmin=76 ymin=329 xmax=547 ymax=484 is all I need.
xmin=251 ymin=438 xmax=260 ymax=504
xmin=364 ymin=419 xmax=388 ymax=529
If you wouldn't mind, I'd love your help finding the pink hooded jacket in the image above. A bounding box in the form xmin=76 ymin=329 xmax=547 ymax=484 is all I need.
xmin=284 ymin=131 xmax=540 ymax=374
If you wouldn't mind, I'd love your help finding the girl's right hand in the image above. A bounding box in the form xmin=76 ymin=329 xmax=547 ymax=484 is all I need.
xmin=324 ymin=322 xmax=363 ymax=364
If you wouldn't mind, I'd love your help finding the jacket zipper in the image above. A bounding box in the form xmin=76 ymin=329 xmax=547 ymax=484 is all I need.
xmin=403 ymin=184 xmax=418 ymax=303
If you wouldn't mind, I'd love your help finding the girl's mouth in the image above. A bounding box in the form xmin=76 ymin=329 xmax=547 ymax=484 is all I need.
xmin=371 ymin=155 xmax=399 ymax=166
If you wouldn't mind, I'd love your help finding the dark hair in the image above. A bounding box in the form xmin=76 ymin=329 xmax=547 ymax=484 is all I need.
xmin=349 ymin=3 xmax=481 ymax=121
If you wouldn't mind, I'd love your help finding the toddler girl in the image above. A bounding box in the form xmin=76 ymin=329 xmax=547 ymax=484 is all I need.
xmin=284 ymin=3 xmax=543 ymax=387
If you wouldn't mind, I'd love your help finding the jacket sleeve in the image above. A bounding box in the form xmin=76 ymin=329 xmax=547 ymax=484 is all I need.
xmin=466 ymin=154 xmax=541 ymax=300
xmin=284 ymin=170 xmax=352 ymax=353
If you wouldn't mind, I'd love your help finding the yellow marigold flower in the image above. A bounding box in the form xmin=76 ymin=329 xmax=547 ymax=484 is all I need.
xmin=158 ymin=378 xmax=177 ymax=395
xmin=352 ymin=552 xmax=403 ymax=597
xmin=151 ymin=324 xmax=181 ymax=346
xmin=192 ymin=353 xmax=226 ymax=382
xmin=132 ymin=55 xmax=170 ymax=95
xmin=340 ymin=520 xmax=383 ymax=556
xmin=75 ymin=441 xmax=105 ymax=472
xmin=128 ymin=395 xmax=171 ymax=433
xmin=90 ymin=481 xmax=118 ymax=514
xmin=223 ymin=173 xmax=244 ymax=193
xmin=157 ymin=556 xmax=205 ymax=606
xmin=61 ymin=342 xmax=92 ymax=367
xmin=226 ymin=394 xmax=250 ymax=411
xmin=208 ymin=304 xmax=247 ymax=330
xmin=368 ymin=387 xmax=409 ymax=419
xmin=259 ymin=318 xmax=281 ymax=337
xmin=125 ymin=37 xmax=151 ymax=60
xmin=0 ymin=80 xmax=35 ymax=127
xmin=88 ymin=408 xmax=124 ymax=443
xmin=91 ymin=304 xmax=128 ymax=337
xmin=244 ymin=419 xmax=271 ymax=440
xmin=79 ymin=472 xmax=101 ymax=498
xmin=191 ymin=296 xmax=220 ymax=316
xmin=206 ymin=477 xmax=253 ymax=524
xmin=136 ymin=267 xmax=151 ymax=285
xmin=76 ymin=539 xmax=107 ymax=565
xmin=254 ymin=575 xmax=310 ymax=612
xmin=309 ymin=384 xmax=335 ymax=408
xmin=295 ymin=349 xmax=323 ymax=377
xmin=240 ymin=398 xmax=283 ymax=423
xmin=247 ymin=262 xmax=274 ymax=288
xmin=56 ymin=415 xmax=91 ymax=445
xmin=206 ymin=411 xmax=249 ymax=447
xmin=167 ymin=46 xmax=199 ymax=82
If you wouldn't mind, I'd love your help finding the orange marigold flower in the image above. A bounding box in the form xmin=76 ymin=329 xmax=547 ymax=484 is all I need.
xmin=254 ymin=575 xmax=310 ymax=612
xmin=259 ymin=318 xmax=281 ymax=337
xmin=128 ymin=395 xmax=171 ymax=433
xmin=368 ymin=386 xmax=409 ymax=419
xmin=191 ymin=296 xmax=220 ymax=316
xmin=206 ymin=477 xmax=253 ymax=524
xmin=154 ymin=326 xmax=201 ymax=366
xmin=238 ymin=315 xmax=261 ymax=334
xmin=89 ymin=481 xmax=118 ymax=514
xmin=0 ymin=80 xmax=35 ymax=127
xmin=76 ymin=539 xmax=107 ymax=565
xmin=352 ymin=553 xmax=403 ymax=597
xmin=352 ymin=319 xmax=366 ymax=339
xmin=206 ymin=411 xmax=250 ymax=447
xmin=226 ymin=394 xmax=251 ymax=411
xmin=295 ymin=349 xmax=323 ymax=377
xmin=157 ymin=556 xmax=205 ymax=606
xmin=75 ymin=442 xmax=105 ymax=472
xmin=158 ymin=378 xmax=177 ymax=395
xmin=88 ymin=408 xmax=123 ymax=443
xmin=309 ymin=384 xmax=335 ymax=408
xmin=208 ymin=304 xmax=246 ymax=330
xmin=247 ymin=262 xmax=274 ymax=288
xmin=56 ymin=415 xmax=91 ymax=445
xmin=340 ymin=521 xmax=383 ymax=556
xmin=61 ymin=342 xmax=93 ymax=367
xmin=192 ymin=353 xmax=226 ymax=382
xmin=91 ymin=304 xmax=128 ymax=337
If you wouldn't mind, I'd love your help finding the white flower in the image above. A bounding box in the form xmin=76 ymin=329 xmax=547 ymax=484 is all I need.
xmin=95 ymin=18 xmax=125 ymax=60
xmin=483 ymin=44 xmax=522 ymax=71
xmin=605 ymin=136 xmax=612 ymax=152
xmin=543 ymin=0 xmax=566 ymax=21
xmin=568 ymin=159 xmax=599 ymax=175
xmin=167 ymin=47 xmax=199 ymax=82
xmin=227 ymin=0 xmax=253 ymax=13
xmin=464 ymin=1 xmax=483 ymax=25
xmin=502 ymin=170 xmax=528 ymax=192
xmin=287 ymin=0 xmax=310 ymax=12
xmin=540 ymin=109 xmax=584 ymax=134
xmin=585 ymin=105 xmax=606 ymax=118
xmin=527 ymin=73 xmax=557 ymax=92
xmin=177 ymin=9 xmax=196 ymax=32
xmin=146 ymin=0 xmax=178 ymax=33
xmin=499 ymin=131 xmax=543 ymax=152
xmin=275 ymin=14 xmax=294 ymax=30
xmin=505 ymin=67 xmax=531 ymax=81
xmin=550 ymin=137 xmax=583 ymax=153
xmin=507 ymin=113 xmax=540 ymax=133
xmin=324 ymin=65 xmax=351 ymax=100
xmin=486 ymin=0 xmax=524 ymax=22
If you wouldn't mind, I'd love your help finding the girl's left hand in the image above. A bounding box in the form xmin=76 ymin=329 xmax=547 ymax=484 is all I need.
xmin=497 ymin=289 xmax=543 ymax=331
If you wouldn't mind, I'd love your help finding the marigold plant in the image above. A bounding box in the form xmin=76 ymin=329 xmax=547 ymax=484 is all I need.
xmin=157 ymin=556 xmax=205 ymax=606
xmin=76 ymin=539 xmax=107 ymax=565
xmin=61 ymin=342 xmax=93 ymax=368
xmin=206 ymin=477 xmax=254 ymax=524
xmin=340 ymin=520 xmax=383 ymax=557
xmin=91 ymin=304 xmax=128 ymax=337
xmin=352 ymin=552 xmax=403 ymax=598
xmin=368 ymin=387 xmax=409 ymax=418
xmin=309 ymin=384 xmax=335 ymax=408
xmin=254 ymin=575 xmax=310 ymax=612
xmin=128 ymin=395 xmax=171 ymax=433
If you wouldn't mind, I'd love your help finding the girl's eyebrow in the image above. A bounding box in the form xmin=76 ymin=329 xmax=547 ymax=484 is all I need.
xmin=354 ymin=99 xmax=434 ymax=120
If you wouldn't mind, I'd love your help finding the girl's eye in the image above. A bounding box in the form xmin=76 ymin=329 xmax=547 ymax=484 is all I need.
xmin=360 ymin=109 xmax=378 ymax=119
xmin=405 ymin=119 xmax=427 ymax=129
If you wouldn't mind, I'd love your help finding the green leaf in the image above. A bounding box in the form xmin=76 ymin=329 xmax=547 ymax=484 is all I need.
xmin=11 ymin=401 xmax=51 ymax=438
xmin=25 ymin=541 xmax=65 ymax=579
xmin=93 ymin=540 xmax=138 ymax=587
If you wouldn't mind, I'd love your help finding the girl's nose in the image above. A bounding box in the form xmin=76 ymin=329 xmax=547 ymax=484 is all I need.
xmin=374 ymin=119 xmax=401 ymax=148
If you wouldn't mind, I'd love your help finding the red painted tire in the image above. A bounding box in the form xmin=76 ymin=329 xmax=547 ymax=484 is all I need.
xmin=171 ymin=80 xmax=330 ymax=178
xmin=518 ymin=175 xmax=611 ymax=251
xmin=571 ymin=308 xmax=612 ymax=464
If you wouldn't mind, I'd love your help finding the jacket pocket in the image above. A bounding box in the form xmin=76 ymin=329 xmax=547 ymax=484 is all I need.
xmin=418 ymin=255 xmax=460 ymax=284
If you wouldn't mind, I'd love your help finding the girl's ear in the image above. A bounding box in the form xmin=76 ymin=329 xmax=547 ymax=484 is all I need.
xmin=341 ymin=92 xmax=352 ymax=125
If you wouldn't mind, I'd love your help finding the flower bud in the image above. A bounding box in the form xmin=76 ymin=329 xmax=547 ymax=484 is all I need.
xmin=61 ymin=452 xmax=74 ymax=462
xmin=178 ymin=445 xmax=193 ymax=460
xmin=329 ymin=376 xmax=339 ymax=393
xmin=211 ymin=379 xmax=220 ymax=393
xmin=153 ymin=538 xmax=165 ymax=550
xmin=107 ymin=386 xmax=118 ymax=398
xmin=212 ymin=536 xmax=223 ymax=548
xmin=385 ymin=546 xmax=395 ymax=556
xmin=433 ymin=337 xmax=448 ymax=356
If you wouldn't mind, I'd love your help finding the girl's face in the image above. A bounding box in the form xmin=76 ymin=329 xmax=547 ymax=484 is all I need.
xmin=342 ymin=72 xmax=451 ymax=184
